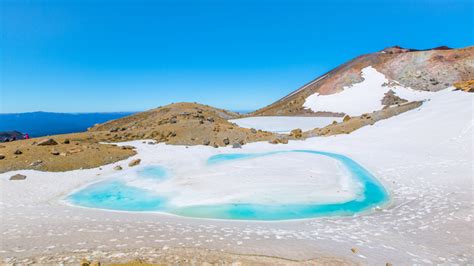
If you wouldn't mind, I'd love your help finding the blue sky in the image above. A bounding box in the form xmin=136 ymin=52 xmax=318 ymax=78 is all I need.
xmin=1 ymin=0 xmax=472 ymax=113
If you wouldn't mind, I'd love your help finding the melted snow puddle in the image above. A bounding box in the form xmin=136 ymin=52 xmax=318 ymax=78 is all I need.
xmin=67 ymin=150 xmax=389 ymax=221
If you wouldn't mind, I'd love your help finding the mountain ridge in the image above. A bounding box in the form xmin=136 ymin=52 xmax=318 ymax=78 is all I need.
xmin=251 ymin=45 xmax=473 ymax=116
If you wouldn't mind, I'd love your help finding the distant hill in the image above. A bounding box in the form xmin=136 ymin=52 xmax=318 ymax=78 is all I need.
xmin=0 ymin=111 xmax=135 ymax=137
xmin=252 ymin=46 xmax=473 ymax=116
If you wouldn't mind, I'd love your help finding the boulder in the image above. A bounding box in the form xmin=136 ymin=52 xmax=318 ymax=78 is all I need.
xmin=67 ymin=147 xmax=82 ymax=154
xmin=381 ymin=90 xmax=408 ymax=106
xmin=29 ymin=160 xmax=43 ymax=167
xmin=223 ymin=138 xmax=230 ymax=145
xmin=37 ymin=138 xmax=58 ymax=146
xmin=203 ymin=140 xmax=210 ymax=146
xmin=269 ymin=137 xmax=288 ymax=144
xmin=113 ymin=165 xmax=123 ymax=171
xmin=10 ymin=174 xmax=26 ymax=180
xmin=128 ymin=159 xmax=141 ymax=167
xmin=250 ymin=128 xmax=257 ymax=134
xmin=121 ymin=145 xmax=136 ymax=150
xmin=51 ymin=150 xmax=60 ymax=155
xmin=343 ymin=115 xmax=351 ymax=122
xmin=232 ymin=142 xmax=242 ymax=149
xmin=13 ymin=149 xmax=22 ymax=155
xmin=63 ymin=139 xmax=70 ymax=144
xmin=0 ymin=154 xmax=5 ymax=159
xmin=453 ymin=80 xmax=474 ymax=92
xmin=80 ymin=259 xmax=91 ymax=266
xmin=290 ymin=128 xmax=303 ymax=138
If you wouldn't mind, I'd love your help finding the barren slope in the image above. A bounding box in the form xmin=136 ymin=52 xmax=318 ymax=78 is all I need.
xmin=89 ymin=102 xmax=275 ymax=147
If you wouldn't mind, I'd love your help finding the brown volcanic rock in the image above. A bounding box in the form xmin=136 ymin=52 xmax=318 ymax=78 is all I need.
xmin=0 ymin=132 xmax=135 ymax=173
xmin=128 ymin=159 xmax=141 ymax=167
xmin=37 ymin=138 xmax=58 ymax=146
xmin=10 ymin=174 xmax=26 ymax=180
xmin=453 ymin=80 xmax=474 ymax=92
xmin=89 ymin=102 xmax=275 ymax=147
xmin=381 ymin=90 xmax=408 ymax=106
xmin=306 ymin=101 xmax=423 ymax=137
xmin=252 ymin=46 xmax=473 ymax=116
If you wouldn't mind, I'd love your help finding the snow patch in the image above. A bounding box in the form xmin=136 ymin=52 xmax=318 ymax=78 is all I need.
xmin=303 ymin=66 xmax=435 ymax=116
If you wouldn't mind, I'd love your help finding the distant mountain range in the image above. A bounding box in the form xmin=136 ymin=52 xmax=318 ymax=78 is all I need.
xmin=0 ymin=111 xmax=135 ymax=137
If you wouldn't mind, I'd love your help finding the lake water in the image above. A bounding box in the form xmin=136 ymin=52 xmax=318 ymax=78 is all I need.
xmin=68 ymin=150 xmax=389 ymax=220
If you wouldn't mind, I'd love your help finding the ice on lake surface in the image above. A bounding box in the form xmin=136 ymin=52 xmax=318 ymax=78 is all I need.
xmin=68 ymin=150 xmax=389 ymax=220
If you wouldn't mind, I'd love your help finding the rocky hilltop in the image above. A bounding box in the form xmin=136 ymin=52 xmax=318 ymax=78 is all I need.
xmin=252 ymin=46 xmax=473 ymax=116
xmin=89 ymin=102 xmax=274 ymax=147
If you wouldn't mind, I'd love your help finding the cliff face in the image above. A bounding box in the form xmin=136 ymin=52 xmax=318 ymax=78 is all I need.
xmin=252 ymin=46 xmax=474 ymax=116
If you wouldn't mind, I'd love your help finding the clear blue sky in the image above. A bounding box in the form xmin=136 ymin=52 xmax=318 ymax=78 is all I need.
xmin=1 ymin=0 xmax=472 ymax=113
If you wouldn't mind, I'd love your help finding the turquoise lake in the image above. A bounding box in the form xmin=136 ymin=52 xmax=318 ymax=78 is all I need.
xmin=68 ymin=150 xmax=389 ymax=220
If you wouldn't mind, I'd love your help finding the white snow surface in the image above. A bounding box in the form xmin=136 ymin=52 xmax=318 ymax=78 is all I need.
xmin=229 ymin=116 xmax=342 ymax=133
xmin=0 ymin=88 xmax=473 ymax=264
xmin=303 ymin=66 xmax=435 ymax=116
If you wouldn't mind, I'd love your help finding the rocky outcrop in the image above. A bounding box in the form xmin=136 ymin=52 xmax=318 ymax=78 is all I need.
xmin=10 ymin=174 xmax=26 ymax=180
xmin=232 ymin=142 xmax=242 ymax=148
xmin=29 ymin=160 xmax=43 ymax=167
xmin=453 ymin=80 xmax=474 ymax=92
xmin=121 ymin=145 xmax=136 ymax=150
xmin=290 ymin=129 xmax=303 ymax=138
xmin=381 ymin=90 xmax=408 ymax=106
xmin=37 ymin=138 xmax=58 ymax=146
xmin=128 ymin=159 xmax=141 ymax=167
xmin=306 ymin=101 xmax=423 ymax=137
xmin=269 ymin=137 xmax=289 ymax=144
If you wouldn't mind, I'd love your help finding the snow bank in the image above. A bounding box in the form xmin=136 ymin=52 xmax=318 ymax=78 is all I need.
xmin=303 ymin=66 xmax=435 ymax=116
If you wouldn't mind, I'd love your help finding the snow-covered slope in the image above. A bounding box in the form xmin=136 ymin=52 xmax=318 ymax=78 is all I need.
xmin=303 ymin=67 xmax=434 ymax=116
